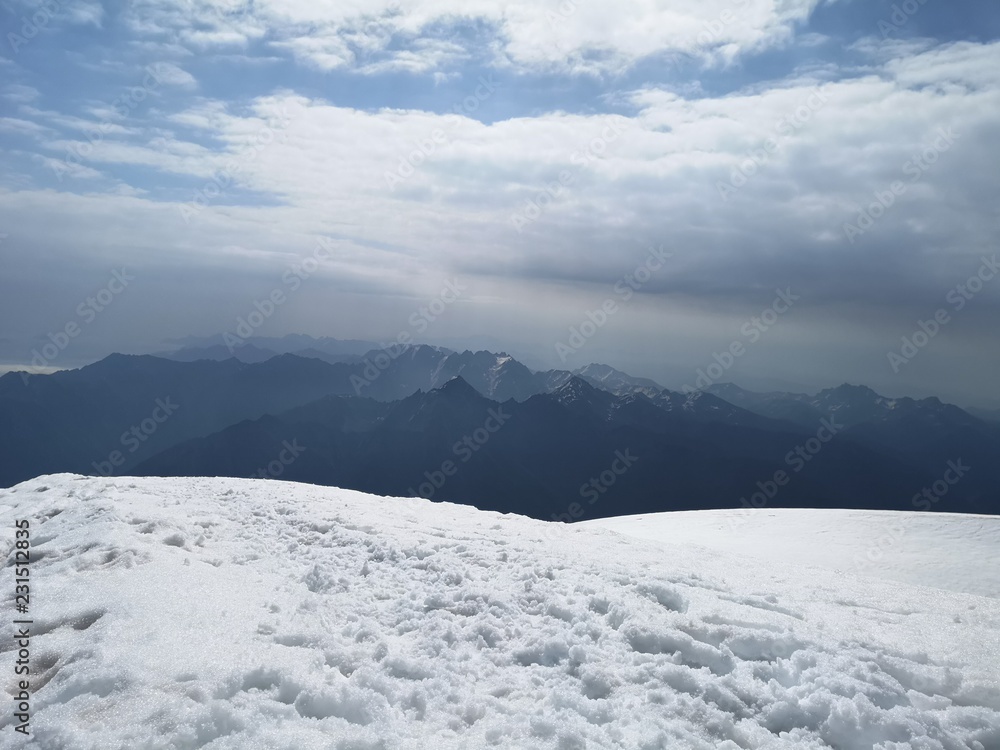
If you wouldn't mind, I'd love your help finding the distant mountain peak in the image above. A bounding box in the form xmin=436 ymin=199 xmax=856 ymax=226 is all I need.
xmin=552 ymin=376 xmax=616 ymax=416
xmin=437 ymin=376 xmax=483 ymax=400
xmin=450 ymin=349 xmax=513 ymax=365
xmin=572 ymin=363 xmax=664 ymax=395
xmin=825 ymin=383 xmax=881 ymax=400
xmin=555 ymin=375 xmax=598 ymax=399
xmin=578 ymin=363 xmax=616 ymax=376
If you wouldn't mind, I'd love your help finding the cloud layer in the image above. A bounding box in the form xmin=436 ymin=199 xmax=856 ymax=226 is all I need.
xmin=1 ymin=1 xmax=998 ymax=406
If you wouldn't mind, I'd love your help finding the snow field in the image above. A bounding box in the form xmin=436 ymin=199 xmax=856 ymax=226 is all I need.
xmin=583 ymin=509 xmax=1000 ymax=599
xmin=0 ymin=475 xmax=997 ymax=750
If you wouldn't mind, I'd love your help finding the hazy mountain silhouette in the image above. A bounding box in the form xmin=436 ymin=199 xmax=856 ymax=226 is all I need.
xmin=2 ymin=347 xmax=995 ymax=517
xmin=706 ymin=382 xmax=1000 ymax=512
xmin=131 ymin=375 xmax=977 ymax=520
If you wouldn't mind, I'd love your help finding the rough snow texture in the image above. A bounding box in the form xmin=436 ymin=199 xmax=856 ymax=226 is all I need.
xmin=0 ymin=475 xmax=997 ymax=750
xmin=583 ymin=509 xmax=1000 ymax=599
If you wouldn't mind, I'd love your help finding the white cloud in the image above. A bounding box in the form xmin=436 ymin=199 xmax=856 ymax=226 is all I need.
xmin=167 ymin=101 xmax=232 ymax=131
xmin=44 ymin=136 xmax=218 ymax=178
xmin=122 ymin=0 xmax=826 ymax=76
xmin=10 ymin=40 xmax=996 ymax=298
xmin=1 ymin=84 xmax=40 ymax=104
xmin=31 ymin=154 xmax=104 ymax=179
xmin=126 ymin=0 xmax=266 ymax=48
xmin=0 ymin=117 xmax=52 ymax=137
xmin=270 ymin=35 xmax=356 ymax=72
xmin=3 ymin=36 xmax=999 ymax=402
xmin=883 ymin=41 xmax=1000 ymax=90
xmin=109 ymin=183 xmax=149 ymax=197
xmin=65 ymin=0 xmax=105 ymax=27
xmin=150 ymin=62 xmax=198 ymax=89
xmin=358 ymin=39 xmax=470 ymax=76
xmin=17 ymin=106 xmax=138 ymax=137
xmin=18 ymin=41 xmax=997 ymax=266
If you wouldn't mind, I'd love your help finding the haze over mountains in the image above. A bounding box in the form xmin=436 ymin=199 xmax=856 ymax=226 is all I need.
xmin=2 ymin=336 xmax=995 ymax=519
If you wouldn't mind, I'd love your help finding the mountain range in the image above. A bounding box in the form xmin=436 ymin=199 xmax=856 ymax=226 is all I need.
xmin=1 ymin=339 xmax=996 ymax=519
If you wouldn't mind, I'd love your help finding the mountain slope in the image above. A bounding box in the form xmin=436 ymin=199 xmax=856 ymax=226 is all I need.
xmin=706 ymin=382 xmax=1000 ymax=513
xmin=706 ymin=382 xmax=989 ymax=430
xmin=0 ymin=354 xmax=360 ymax=486
xmin=573 ymin=363 xmax=665 ymax=397
xmin=4 ymin=354 xmax=996 ymax=515
xmin=159 ymin=343 xmax=281 ymax=363
xmin=1 ymin=350 xmax=739 ymax=488
xmin=134 ymin=377 xmax=943 ymax=518
xmin=1 ymin=474 xmax=997 ymax=749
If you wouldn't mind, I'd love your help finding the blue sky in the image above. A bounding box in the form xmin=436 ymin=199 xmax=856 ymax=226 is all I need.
xmin=1 ymin=0 xmax=999 ymax=406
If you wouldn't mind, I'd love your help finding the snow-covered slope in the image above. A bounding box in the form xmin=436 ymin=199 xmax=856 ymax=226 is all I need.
xmin=582 ymin=509 xmax=1000 ymax=599
xmin=1 ymin=475 xmax=998 ymax=750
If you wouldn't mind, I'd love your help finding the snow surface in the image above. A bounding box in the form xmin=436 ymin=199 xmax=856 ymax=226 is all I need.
xmin=0 ymin=475 xmax=998 ymax=750
xmin=582 ymin=509 xmax=1000 ymax=599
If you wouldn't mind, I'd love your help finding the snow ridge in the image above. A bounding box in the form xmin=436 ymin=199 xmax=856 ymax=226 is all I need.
xmin=1 ymin=475 xmax=998 ymax=750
